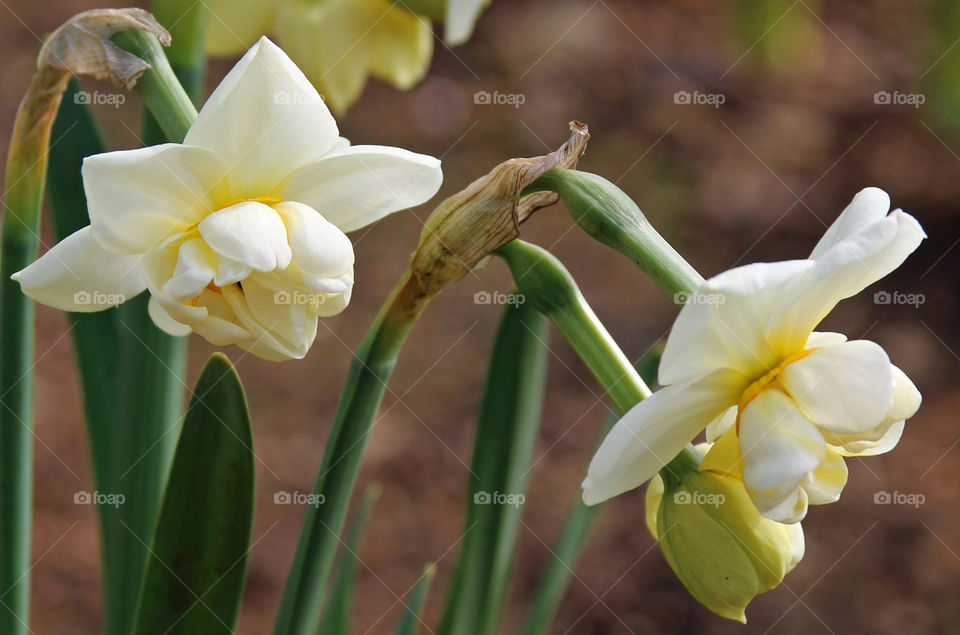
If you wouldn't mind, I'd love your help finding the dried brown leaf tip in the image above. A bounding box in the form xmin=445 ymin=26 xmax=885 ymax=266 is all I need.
xmin=8 ymin=9 xmax=170 ymax=190
xmin=39 ymin=8 xmax=170 ymax=89
xmin=409 ymin=121 xmax=590 ymax=298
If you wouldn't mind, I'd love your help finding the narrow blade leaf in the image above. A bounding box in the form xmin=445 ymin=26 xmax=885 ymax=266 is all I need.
xmin=440 ymin=299 xmax=548 ymax=635
xmin=133 ymin=353 xmax=255 ymax=635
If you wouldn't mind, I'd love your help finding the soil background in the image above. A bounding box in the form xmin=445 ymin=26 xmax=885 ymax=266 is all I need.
xmin=3 ymin=1 xmax=960 ymax=633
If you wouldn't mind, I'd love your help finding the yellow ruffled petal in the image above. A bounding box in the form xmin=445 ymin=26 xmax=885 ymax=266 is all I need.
xmin=644 ymin=475 xmax=664 ymax=539
xmin=369 ymin=2 xmax=434 ymax=89
xmin=275 ymin=0 xmax=374 ymax=112
xmin=274 ymin=0 xmax=434 ymax=112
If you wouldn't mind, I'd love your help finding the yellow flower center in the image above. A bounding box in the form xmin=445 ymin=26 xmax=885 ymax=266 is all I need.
xmin=735 ymin=347 xmax=821 ymax=435
xmin=218 ymin=195 xmax=284 ymax=209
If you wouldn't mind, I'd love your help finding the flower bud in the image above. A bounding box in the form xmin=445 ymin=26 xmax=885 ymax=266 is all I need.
xmin=646 ymin=446 xmax=804 ymax=623
xmin=405 ymin=122 xmax=589 ymax=304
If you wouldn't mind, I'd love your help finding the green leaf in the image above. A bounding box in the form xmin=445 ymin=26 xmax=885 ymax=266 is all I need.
xmin=274 ymin=302 xmax=417 ymax=635
xmin=132 ymin=353 xmax=255 ymax=635
xmin=393 ymin=565 xmax=437 ymax=635
xmin=316 ymin=485 xmax=381 ymax=635
xmin=46 ymin=78 xmax=138 ymax=633
xmin=439 ymin=299 xmax=548 ymax=635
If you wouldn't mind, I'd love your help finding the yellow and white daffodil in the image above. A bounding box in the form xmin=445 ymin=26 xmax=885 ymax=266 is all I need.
xmin=205 ymin=0 xmax=485 ymax=113
xmin=583 ymin=188 xmax=924 ymax=522
xmin=646 ymin=443 xmax=804 ymax=622
xmin=13 ymin=37 xmax=442 ymax=361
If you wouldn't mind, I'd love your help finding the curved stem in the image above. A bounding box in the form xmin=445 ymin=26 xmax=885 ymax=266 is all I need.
xmin=274 ymin=273 xmax=432 ymax=635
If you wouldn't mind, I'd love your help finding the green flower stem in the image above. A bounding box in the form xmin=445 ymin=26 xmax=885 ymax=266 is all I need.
xmin=0 ymin=64 xmax=71 ymax=635
xmin=150 ymin=0 xmax=209 ymax=100
xmin=522 ymin=169 xmax=704 ymax=298
xmin=111 ymin=28 xmax=198 ymax=142
xmin=519 ymin=171 xmax=712 ymax=480
xmin=274 ymin=273 xmax=433 ymax=635
xmin=505 ymin=168 xmax=714 ymax=633
xmin=498 ymin=240 xmax=703 ymax=463
xmin=109 ymin=24 xmax=201 ymax=635
xmin=497 ymin=240 xmax=651 ymax=412
xmin=498 ymin=239 xmax=702 ymax=634
xmin=498 ymin=240 xmax=701 ymax=466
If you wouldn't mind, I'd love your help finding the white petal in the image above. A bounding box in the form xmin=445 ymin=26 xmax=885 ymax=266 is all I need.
xmin=885 ymin=365 xmax=922 ymax=423
xmin=581 ymin=368 xmax=747 ymax=506
xmin=445 ymin=0 xmax=490 ymax=45
xmin=836 ymin=421 xmax=905 ymax=457
xmin=779 ymin=340 xmax=892 ymax=437
xmin=809 ymin=187 xmax=890 ymax=259
xmin=274 ymin=201 xmax=354 ymax=277
xmin=785 ymin=522 xmax=805 ymax=570
xmin=148 ymin=295 xmax=191 ymax=336
xmin=659 ymin=259 xmax=813 ymax=385
xmin=82 ymin=144 xmax=228 ymax=254
xmin=805 ymin=331 xmax=847 ymax=348
xmin=802 ymin=448 xmax=847 ymax=505
xmin=12 ymin=227 xmax=145 ymax=312
xmin=161 ymin=237 xmax=215 ymax=302
xmin=185 ymin=37 xmax=339 ymax=196
xmin=739 ymin=388 xmax=826 ymax=505
xmin=250 ymin=266 xmax=353 ymax=317
xmin=222 ymin=277 xmax=318 ymax=360
xmin=190 ymin=288 xmax=255 ymax=345
xmin=198 ymin=201 xmax=292 ymax=272
xmin=758 ymin=486 xmax=809 ymax=524
xmin=769 ymin=207 xmax=925 ymax=350
xmin=833 ymin=366 xmax=919 ymax=456
xmin=279 ymin=145 xmax=442 ymax=233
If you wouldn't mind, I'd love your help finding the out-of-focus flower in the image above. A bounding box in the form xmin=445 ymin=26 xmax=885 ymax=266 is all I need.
xmin=13 ymin=37 xmax=442 ymax=361
xmin=583 ymin=188 xmax=924 ymax=521
xmin=646 ymin=442 xmax=804 ymax=623
xmin=205 ymin=0 xmax=491 ymax=112
xmin=404 ymin=0 xmax=492 ymax=45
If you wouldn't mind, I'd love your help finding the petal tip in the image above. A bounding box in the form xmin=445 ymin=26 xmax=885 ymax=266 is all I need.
xmin=856 ymin=186 xmax=891 ymax=212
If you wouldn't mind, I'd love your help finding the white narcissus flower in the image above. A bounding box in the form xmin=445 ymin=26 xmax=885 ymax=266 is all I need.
xmin=12 ymin=37 xmax=442 ymax=361
xmin=582 ymin=188 xmax=924 ymax=522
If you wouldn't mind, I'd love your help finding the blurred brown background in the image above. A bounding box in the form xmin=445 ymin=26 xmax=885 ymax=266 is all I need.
xmin=3 ymin=0 xmax=960 ymax=633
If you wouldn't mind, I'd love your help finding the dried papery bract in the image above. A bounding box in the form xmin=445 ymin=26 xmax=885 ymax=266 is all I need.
xmin=403 ymin=121 xmax=590 ymax=309
xmin=38 ymin=8 xmax=170 ymax=88
xmin=13 ymin=9 xmax=170 ymax=163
